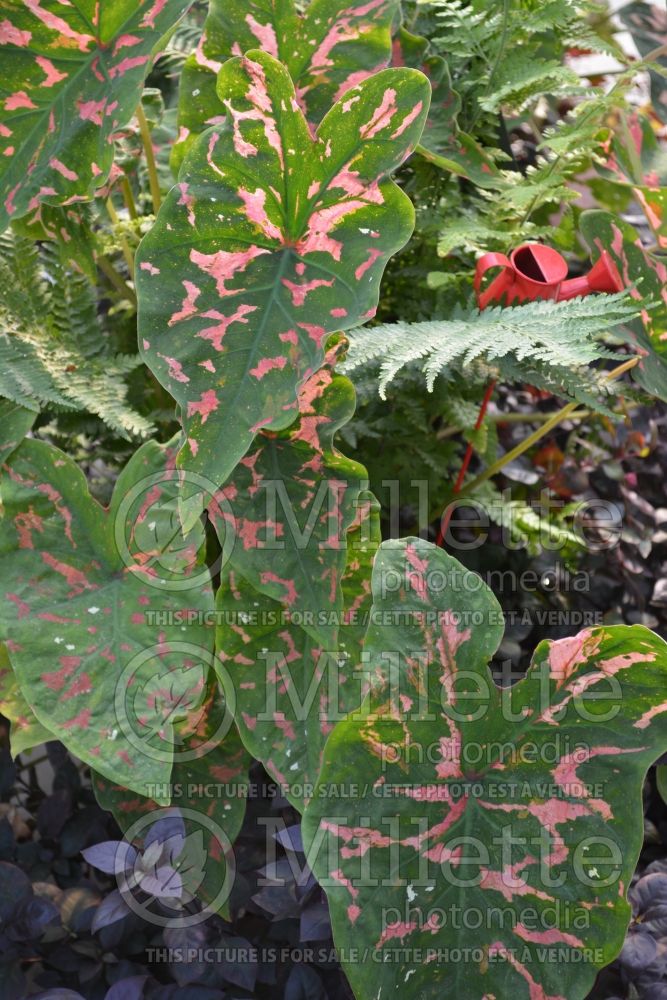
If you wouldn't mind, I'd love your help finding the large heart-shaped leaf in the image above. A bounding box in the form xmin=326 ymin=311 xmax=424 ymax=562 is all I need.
xmin=172 ymin=0 xmax=398 ymax=169
xmin=0 ymin=643 xmax=53 ymax=755
xmin=136 ymin=50 xmax=429 ymax=492
xmin=93 ymin=683 xmax=249 ymax=919
xmin=0 ymin=436 xmax=215 ymax=797
xmin=209 ymin=344 xmax=367 ymax=648
xmin=392 ymin=25 xmax=500 ymax=188
xmin=213 ymin=359 xmax=379 ymax=807
xmin=580 ymin=209 xmax=667 ymax=401
xmin=0 ymin=0 xmax=194 ymax=229
xmin=302 ymin=537 xmax=667 ymax=1000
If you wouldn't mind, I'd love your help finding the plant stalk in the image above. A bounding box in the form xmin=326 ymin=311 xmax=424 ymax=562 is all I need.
xmin=136 ymin=103 xmax=162 ymax=212
xmin=458 ymin=356 xmax=639 ymax=496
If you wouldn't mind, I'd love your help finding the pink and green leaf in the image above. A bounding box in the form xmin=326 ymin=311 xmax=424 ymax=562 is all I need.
xmin=392 ymin=25 xmax=500 ymax=187
xmin=0 ymin=643 xmax=53 ymax=755
xmin=213 ymin=355 xmax=378 ymax=807
xmin=581 ymin=209 xmax=667 ymax=401
xmin=93 ymin=682 xmax=249 ymax=918
xmin=136 ymin=50 xmax=429 ymax=492
xmin=0 ymin=0 xmax=194 ymax=229
xmin=172 ymin=0 xmax=399 ymax=169
xmin=302 ymin=537 xmax=667 ymax=1000
xmin=209 ymin=343 xmax=368 ymax=648
xmin=0 ymin=435 xmax=215 ymax=798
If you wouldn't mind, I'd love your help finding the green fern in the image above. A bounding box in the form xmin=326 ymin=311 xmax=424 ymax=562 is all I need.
xmin=0 ymin=233 xmax=153 ymax=438
xmin=344 ymin=293 xmax=640 ymax=402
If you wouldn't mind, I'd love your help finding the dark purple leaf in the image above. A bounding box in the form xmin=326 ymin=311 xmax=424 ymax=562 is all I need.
xmin=140 ymin=865 xmax=183 ymax=900
xmin=105 ymin=976 xmax=149 ymax=1000
xmin=284 ymin=964 xmax=327 ymax=1000
xmin=300 ymin=898 xmax=331 ymax=942
xmin=91 ymin=890 xmax=132 ymax=933
xmin=619 ymin=932 xmax=658 ymax=972
xmin=82 ymin=841 xmax=137 ymax=876
xmin=144 ymin=815 xmax=186 ymax=858
xmin=274 ymin=825 xmax=303 ymax=853
xmin=0 ymin=862 xmax=31 ymax=922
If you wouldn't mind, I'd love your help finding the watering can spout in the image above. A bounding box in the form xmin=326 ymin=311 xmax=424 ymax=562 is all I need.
xmin=557 ymin=251 xmax=624 ymax=301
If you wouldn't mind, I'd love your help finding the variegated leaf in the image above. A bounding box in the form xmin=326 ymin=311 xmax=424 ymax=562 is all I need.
xmin=0 ymin=0 xmax=194 ymax=229
xmin=209 ymin=344 xmax=367 ymax=648
xmin=581 ymin=209 xmax=667 ymax=401
xmin=0 ymin=436 xmax=215 ymax=798
xmin=93 ymin=683 xmax=249 ymax=919
xmin=392 ymin=25 xmax=500 ymax=188
xmin=136 ymin=50 xmax=429 ymax=492
xmin=598 ymin=113 xmax=667 ymax=248
xmin=619 ymin=2 xmax=667 ymax=124
xmin=213 ymin=357 xmax=378 ymax=807
xmin=0 ymin=642 xmax=53 ymax=755
xmin=303 ymin=537 xmax=667 ymax=1000
xmin=172 ymin=0 xmax=398 ymax=169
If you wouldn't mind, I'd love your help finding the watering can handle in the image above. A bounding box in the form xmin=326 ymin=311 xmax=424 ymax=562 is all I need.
xmin=474 ymin=252 xmax=513 ymax=306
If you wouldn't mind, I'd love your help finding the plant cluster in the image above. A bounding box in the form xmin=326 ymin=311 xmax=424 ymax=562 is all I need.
xmin=0 ymin=1 xmax=667 ymax=999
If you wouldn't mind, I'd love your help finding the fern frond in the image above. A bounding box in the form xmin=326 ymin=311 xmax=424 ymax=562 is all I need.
xmin=343 ymin=293 xmax=639 ymax=397
xmin=0 ymin=232 xmax=153 ymax=438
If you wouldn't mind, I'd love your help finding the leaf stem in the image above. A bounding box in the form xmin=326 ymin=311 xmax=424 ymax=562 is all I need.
xmin=106 ymin=197 xmax=135 ymax=279
xmin=121 ymin=175 xmax=138 ymax=220
xmin=97 ymin=255 xmax=137 ymax=307
xmin=136 ymin=103 xmax=162 ymax=212
xmin=458 ymin=356 xmax=639 ymax=495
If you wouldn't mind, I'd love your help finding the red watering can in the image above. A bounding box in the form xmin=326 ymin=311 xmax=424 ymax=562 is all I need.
xmin=436 ymin=242 xmax=625 ymax=547
xmin=474 ymin=242 xmax=623 ymax=309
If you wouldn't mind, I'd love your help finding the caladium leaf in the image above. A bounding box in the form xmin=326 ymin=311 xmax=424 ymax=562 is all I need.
xmin=136 ymin=50 xmax=429 ymax=495
xmin=302 ymin=537 xmax=667 ymax=1000
xmin=619 ymin=3 xmax=667 ymax=124
xmin=580 ymin=209 xmax=667 ymax=401
xmin=213 ymin=360 xmax=376 ymax=807
xmin=215 ymin=568 xmax=372 ymax=810
xmin=339 ymin=488 xmax=380 ymax=662
xmin=0 ymin=643 xmax=53 ymax=756
xmin=392 ymin=26 xmax=500 ymax=188
xmin=598 ymin=113 xmax=667 ymax=248
xmin=93 ymin=683 xmax=249 ymax=919
xmin=2 ymin=4 xmax=183 ymax=212
xmin=172 ymin=0 xmax=398 ymax=169
xmin=0 ymin=435 xmax=215 ymax=798
xmin=209 ymin=344 xmax=368 ymax=648
xmin=0 ymin=0 xmax=194 ymax=230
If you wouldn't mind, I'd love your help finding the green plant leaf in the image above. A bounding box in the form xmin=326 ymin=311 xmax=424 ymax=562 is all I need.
xmin=392 ymin=25 xmax=500 ymax=187
xmin=597 ymin=112 xmax=667 ymax=247
xmin=209 ymin=343 xmax=368 ymax=648
xmin=93 ymin=683 xmax=249 ymax=919
xmin=136 ymin=50 xmax=429 ymax=493
xmin=343 ymin=293 xmax=637 ymax=395
xmin=0 ymin=0 xmax=194 ymax=230
xmin=213 ymin=355 xmax=378 ymax=807
xmin=0 ymin=435 xmax=215 ymax=798
xmin=172 ymin=0 xmax=399 ymax=169
xmin=303 ymin=537 xmax=667 ymax=1000
xmin=0 ymin=400 xmax=36 ymax=463
xmin=619 ymin=2 xmax=667 ymax=124
xmin=0 ymin=643 xmax=53 ymax=756
xmin=580 ymin=209 xmax=667 ymax=401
